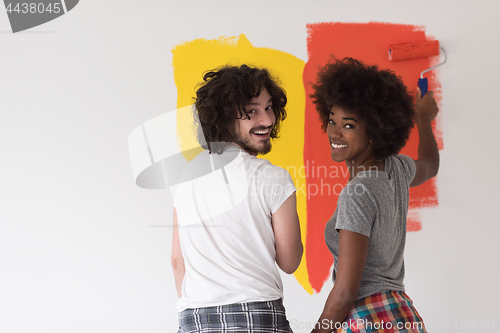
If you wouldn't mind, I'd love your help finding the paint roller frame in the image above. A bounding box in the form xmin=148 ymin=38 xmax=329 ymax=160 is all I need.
xmin=389 ymin=41 xmax=447 ymax=96
xmin=418 ymin=47 xmax=446 ymax=95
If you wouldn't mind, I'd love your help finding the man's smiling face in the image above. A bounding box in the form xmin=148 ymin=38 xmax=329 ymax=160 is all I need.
xmin=233 ymin=88 xmax=275 ymax=155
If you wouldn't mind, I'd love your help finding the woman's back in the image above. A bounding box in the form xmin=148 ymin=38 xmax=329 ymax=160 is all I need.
xmin=325 ymin=154 xmax=416 ymax=300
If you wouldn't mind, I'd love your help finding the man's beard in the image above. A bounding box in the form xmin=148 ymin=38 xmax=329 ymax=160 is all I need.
xmin=234 ymin=130 xmax=272 ymax=155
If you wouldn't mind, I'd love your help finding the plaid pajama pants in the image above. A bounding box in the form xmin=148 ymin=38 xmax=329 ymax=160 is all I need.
xmin=338 ymin=291 xmax=427 ymax=333
xmin=177 ymin=299 xmax=292 ymax=333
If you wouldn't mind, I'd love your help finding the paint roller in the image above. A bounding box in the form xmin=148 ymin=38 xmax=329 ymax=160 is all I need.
xmin=388 ymin=40 xmax=446 ymax=96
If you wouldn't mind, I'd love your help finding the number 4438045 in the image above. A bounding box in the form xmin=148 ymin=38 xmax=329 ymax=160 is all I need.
xmin=443 ymin=319 xmax=498 ymax=330
xmin=6 ymin=2 xmax=62 ymax=14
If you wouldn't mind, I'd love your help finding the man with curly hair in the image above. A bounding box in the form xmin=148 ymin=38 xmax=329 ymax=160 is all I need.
xmin=310 ymin=58 xmax=439 ymax=333
xmin=171 ymin=64 xmax=302 ymax=333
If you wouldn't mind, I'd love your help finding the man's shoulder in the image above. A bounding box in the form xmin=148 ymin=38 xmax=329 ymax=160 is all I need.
xmin=247 ymin=156 xmax=286 ymax=171
xmin=244 ymin=156 xmax=292 ymax=181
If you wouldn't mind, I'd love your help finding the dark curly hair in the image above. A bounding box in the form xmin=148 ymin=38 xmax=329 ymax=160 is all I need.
xmin=310 ymin=57 xmax=415 ymax=159
xmin=194 ymin=64 xmax=287 ymax=154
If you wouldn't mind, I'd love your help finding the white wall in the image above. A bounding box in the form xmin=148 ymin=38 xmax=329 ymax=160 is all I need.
xmin=1 ymin=1 xmax=499 ymax=332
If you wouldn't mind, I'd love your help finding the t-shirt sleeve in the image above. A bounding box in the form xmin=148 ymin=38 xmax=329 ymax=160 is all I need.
xmin=396 ymin=154 xmax=417 ymax=185
xmin=258 ymin=164 xmax=297 ymax=214
xmin=335 ymin=182 xmax=377 ymax=238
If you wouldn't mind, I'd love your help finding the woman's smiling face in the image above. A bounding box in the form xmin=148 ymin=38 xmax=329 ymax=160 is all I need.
xmin=327 ymin=105 xmax=374 ymax=166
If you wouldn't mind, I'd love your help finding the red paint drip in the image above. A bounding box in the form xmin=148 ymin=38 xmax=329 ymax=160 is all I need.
xmin=304 ymin=22 xmax=442 ymax=293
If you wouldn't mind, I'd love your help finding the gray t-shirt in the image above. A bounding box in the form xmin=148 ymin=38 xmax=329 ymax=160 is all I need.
xmin=325 ymin=154 xmax=416 ymax=300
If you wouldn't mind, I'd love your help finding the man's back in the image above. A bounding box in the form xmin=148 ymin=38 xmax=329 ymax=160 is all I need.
xmin=174 ymin=145 xmax=295 ymax=311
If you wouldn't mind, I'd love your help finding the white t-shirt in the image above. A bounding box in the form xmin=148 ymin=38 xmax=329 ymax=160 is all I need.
xmin=173 ymin=145 xmax=296 ymax=311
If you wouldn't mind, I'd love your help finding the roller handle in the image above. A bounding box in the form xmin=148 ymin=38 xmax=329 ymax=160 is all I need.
xmin=418 ymin=78 xmax=428 ymax=96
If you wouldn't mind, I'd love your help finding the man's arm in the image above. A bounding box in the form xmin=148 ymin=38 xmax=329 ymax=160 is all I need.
xmin=271 ymin=192 xmax=303 ymax=274
xmin=171 ymin=208 xmax=185 ymax=298
xmin=410 ymin=88 xmax=440 ymax=187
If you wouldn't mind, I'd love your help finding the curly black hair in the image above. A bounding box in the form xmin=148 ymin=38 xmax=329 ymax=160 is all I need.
xmin=310 ymin=57 xmax=415 ymax=159
xmin=194 ymin=64 xmax=287 ymax=153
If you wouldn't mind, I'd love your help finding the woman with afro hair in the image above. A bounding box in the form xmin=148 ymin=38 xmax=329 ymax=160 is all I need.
xmin=310 ymin=58 xmax=439 ymax=333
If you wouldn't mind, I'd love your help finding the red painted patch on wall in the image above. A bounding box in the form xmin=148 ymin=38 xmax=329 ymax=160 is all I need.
xmin=303 ymin=22 xmax=442 ymax=293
